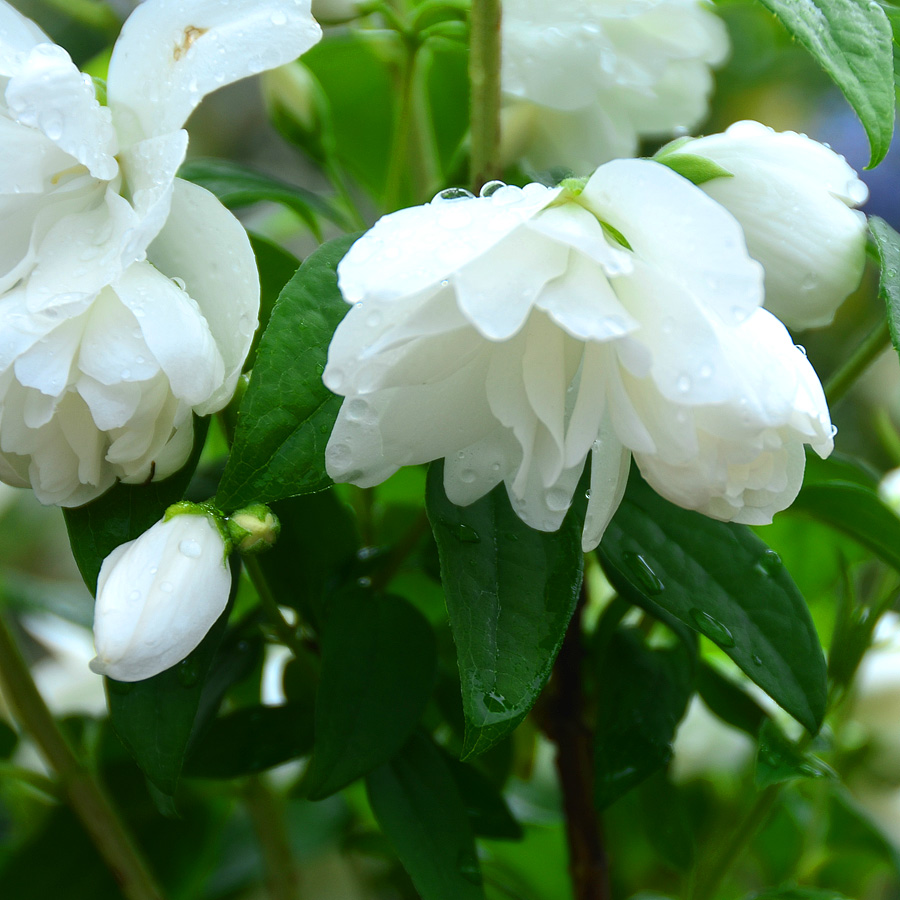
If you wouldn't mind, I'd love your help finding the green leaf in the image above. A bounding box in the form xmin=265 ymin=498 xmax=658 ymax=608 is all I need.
xmin=246 ymin=233 xmax=300 ymax=372
xmin=754 ymin=0 xmax=894 ymax=167
xmin=178 ymin=157 xmax=345 ymax=236
xmin=791 ymin=480 xmax=900 ymax=574
xmin=594 ymin=628 xmax=695 ymax=808
xmin=184 ymin=703 xmax=314 ymax=779
xmin=366 ymin=733 xmax=485 ymax=900
xmin=442 ymin=755 xmax=523 ymax=840
xmin=597 ymin=471 xmax=827 ymax=733
xmin=216 ymin=234 xmax=357 ymax=512
xmin=302 ymin=588 xmax=437 ymax=800
xmin=63 ymin=417 xmax=209 ymax=592
xmin=425 ymin=461 xmax=585 ymax=759
xmin=655 ymin=152 xmax=734 ymax=185
xmin=0 ymin=720 xmax=17 ymax=759
xmin=755 ymin=720 xmax=834 ymax=789
xmin=106 ymin=575 xmax=234 ymax=796
xmin=869 ymin=216 xmax=900 ymax=354
xmin=696 ymin=662 xmax=769 ymax=738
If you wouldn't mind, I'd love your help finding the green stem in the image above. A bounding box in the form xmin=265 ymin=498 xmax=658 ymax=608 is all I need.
xmin=691 ymin=786 xmax=780 ymax=900
xmin=325 ymin=159 xmax=368 ymax=232
xmin=824 ymin=318 xmax=891 ymax=406
xmin=244 ymin=556 xmax=301 ymax=653
xmin=0 ymin=611 xmax=166 ymax=900
xmin=468 ymin=0 xmax=502 ymax=191
xmin=243 ymin=776 xmax=300 ymax=900
xmin=384 ymin=41 xmax=421 ymax=212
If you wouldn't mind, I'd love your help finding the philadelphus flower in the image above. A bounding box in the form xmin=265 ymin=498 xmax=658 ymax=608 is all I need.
xmin=323 ymin=162 xmax=835 ymax=551
xmin=659 ymin=120 xmax=869 ymax=330
xmin=0 ymin=0 xmax=321 ymax=506
xmin=90 ymin=506 xmax=231 ymax=682
xmin=500 ymin=0 xmax=728 ymax=174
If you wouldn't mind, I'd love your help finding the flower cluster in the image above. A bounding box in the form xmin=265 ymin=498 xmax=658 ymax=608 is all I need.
xmin=0 ymin=0 xmax=321 ymax=506
xmin=500 ymin=0 xmax=729 ymax=174
xmin=322 ymin=123 xmax=868 ymax=551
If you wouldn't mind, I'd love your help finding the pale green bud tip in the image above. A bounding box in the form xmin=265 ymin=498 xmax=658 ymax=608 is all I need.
xmin=559 ymin=177 xmax=588 ymax=197
xmin=227 ymin=504 xmax=281 ymax=554
xmin=262 ymin=62 xmax=320 ymax=132
xmin=164 ymin=501 xmax=232 ymax=556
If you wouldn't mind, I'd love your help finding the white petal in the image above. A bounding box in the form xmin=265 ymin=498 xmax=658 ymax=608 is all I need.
xmin=147 ymin=178 xmax=256 ymax=413
xmin=5 ymin=43 xmax=117 ymax=179
xmin=13 ymin=315 xmax=84 ymax=396
xmin=582 ymin=421 xmax=631 ymax=551
xmin=443 ymin=428 xmax=521 ymax=507
xmin=91 ymin=515 xmax=231 ymax=682
xmin=0 ymin=116 xmax=72 ymax=193
xmin=107 ymin=0 xmax=322 ymax=143
xmin=0 ymin=4 xmax=49 ymax=76
xmin=581 ymin=158 xmax=764 ymax=326
xmin=77 ymin=375 xmax=144 ymax=431
xmin=112 ymin=261 xmax=224 ymax=407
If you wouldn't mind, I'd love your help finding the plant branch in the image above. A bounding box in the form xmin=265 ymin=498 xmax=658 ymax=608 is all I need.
xmin=244 ymin=556 xmax=302 ymax=653
xmin=243 ymin=776 xmax=300 ymax=900
xmin=468 ymin=0 xmax=502 ymax=190
xmin=824 ymin=318 xmax=891 ymax=406
xmin=543 ymin=585 xmax=611 ymax=900
xmin=0 ymin=611 xmax=166 ymax=900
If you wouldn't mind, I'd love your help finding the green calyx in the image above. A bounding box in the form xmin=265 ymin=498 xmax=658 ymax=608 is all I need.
xmin=164 ymin=500 xmax=233 ymax=559
xmin=225 ymin=504 xmax=281 ymax=555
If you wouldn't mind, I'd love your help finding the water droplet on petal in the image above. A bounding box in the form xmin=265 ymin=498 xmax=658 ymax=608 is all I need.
xmin=128 ymin=589 xmax=141 ymax=602
xmin=433 ymin=187 xmax=475 ymax=203
xmin=689 ymin=609 xmax=736 ymax=648
xmin=160 ymin=581 xmax=174 ymax=594
xmin=270 ymin=10 xmax=287 ymax=25
xmin=676 ymin=374 xmax=692 ymax=393
xmin=460 ymin=468 xmax=477 ymax=484
xmin=795 ymin=344 xmax=807 ymax=356
xmin=179 ymin=539 xmax=202 ymax=558
xmin=171 ymin=276 xmax=186 ymax=291
xmin=479 ymin=179 xmax=506 ymax=198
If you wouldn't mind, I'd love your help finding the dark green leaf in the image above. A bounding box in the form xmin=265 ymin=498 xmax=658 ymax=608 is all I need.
xmin=63 ymin=417 xmax=209 ymax=592
xmin=636 ymin=770 xmax=695 ymax=872
xmin=302 ymin=588 xmax=437 ymax=800
xmin=442 ymin=755 xmax=522 ymax=840
xmin=655 ymin=152 xmax=734 ymax=185
xmin=869 ymin=216 xmax=900 ymax=356
xmin=696 ymin=662 xmax=769 ymax=737
xmin=826 ymin=787 xmax=900 ymax=880
xmin=185 ymin=703 xmax=314 ymax=779
xmin=755 ymin=0 xmax=894 ymax=166
xmin=598 ymin=471 xmax=827 ymax=733
xmin=755 ymin=720 xmax=834 ymax=789
xmin=366 ymin=733 xmax=485 ymax=900
xmin=216 ymin=234 xmax=357 ymax=511
xmin=425 ymin=461 xmax=585 ymax=759
xmin=594 ymin=628 xmax=695 ymax=808
xmin=105 ymin=577 xmax=234 ymax=796
xmin=791 ymin=480 xmax=900 ymax=574
xmin=246 ymin=233 xmax=300 ymax=372
xmin=0 ymin=720 xmax=17 ymax=759
xmin=179 ymin=157 xmax=345 ymax=236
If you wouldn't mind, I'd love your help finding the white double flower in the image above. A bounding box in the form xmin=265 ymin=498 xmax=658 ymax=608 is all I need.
xmin=0 ymin=0 xmax=321 ymax=506
xmin=501 ymin=0 xmax=728 ymax=174
xmin=324 ymin=155 xmax=837 ymax=551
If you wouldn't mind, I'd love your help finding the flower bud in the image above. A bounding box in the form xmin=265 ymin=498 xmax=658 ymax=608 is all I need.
xmin=90 ymin=505 xmax=232 ymax=682
xmin=227 ymin=504 xmax=281 ymax=554
xmin=312 ymin=0 xmax=363 ymax=22
xmin=660 ymin=120 xmax=868 ymax=330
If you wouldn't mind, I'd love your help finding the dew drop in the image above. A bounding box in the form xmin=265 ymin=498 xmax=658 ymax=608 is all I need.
xmin=479 ymin=179 xmax=506 ymax=198
xmin=457 ymin=851 xmax=483 ymax=885
xmin=460 ymin=468 xmax=477 ymax=484
xmin=795 ymin=344 xmax=807 ymax=357
xmin=676 ymin=373 xmax=692 ymax=394
xmin=365 ymin=311 xmax=382 ymax=328
xmin=452 ymin=523 xmax=480 ymax=543
xmin=159 ymin=581 xmax=174 ymax=594
xmin=179 ymin=539 xmax=202 ymax=559
xmin=171 ymin=276 xmax=187 ymax=291
xmin=546 ymin=487 xmax=571 ymax=512
xmin=128 ymin=589 xmax=142 ymax=603
xmin=433 ymin=187 xmax=475 ymax=203
xmin=699 ymin=363 xmax=713 ymax=379
xmin=176 ymin=658 xmax=200 ymax=687
xmin=755 ymin=548 xmax=783 ymax=576
xmin=689 ymin=608 xmax=736 ymax=648
xmin=270 ymin=9 xmax=287 ymax=25
xmin=622 ymin=551 xmax=663 ymax=595
xmin=483 ymin=691 xmax=507 ymax=713
xmin=120 ymin=368 xmax=131 ymax=379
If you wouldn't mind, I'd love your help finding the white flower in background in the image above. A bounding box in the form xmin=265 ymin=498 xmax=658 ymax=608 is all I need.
xmin=323 ymin=161 xmax=834 ymax=551
xmin=659 ymin=121 xmax=868 ymax=330
xmin=500 ymin=0 xmax=728 ymax=175
xmin=670 ymin=696 xmax=754 ymax=783
xmin=90 ymin=508 xmax=231 ymax=682
xmin=0 ymin=0 xmax=321 ymax=506
xmin=878 ymin=467 xmax=900 ymax=515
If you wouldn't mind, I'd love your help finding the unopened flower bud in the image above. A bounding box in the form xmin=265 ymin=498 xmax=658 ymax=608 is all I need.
xmin=90 ymin=504 xmax=232 ymax=682
xmin=227 ymin=504 xmax=281 ymax=554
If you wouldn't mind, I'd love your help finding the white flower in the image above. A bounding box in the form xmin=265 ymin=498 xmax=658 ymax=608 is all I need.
xmin=671 ymin=696 xmax=754 ymax=783
xmin=500 ymin=0 xmax=728 ymax=174
xmin=879 ymin=468 xmax=900 ymax=515
xmin=90 ymin=510 xmax=231 ymax=682
xmin=661 ymin=120 xmax=868 ymax=330
xmin=323 ymin=163 xmax=834 ymax=551
xmin=0 ymin=0 xmax=321 ymax=506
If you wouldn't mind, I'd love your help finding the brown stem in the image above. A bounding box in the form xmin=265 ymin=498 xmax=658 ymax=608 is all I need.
xmin=543 ymin=586 xmax=611 ymax=900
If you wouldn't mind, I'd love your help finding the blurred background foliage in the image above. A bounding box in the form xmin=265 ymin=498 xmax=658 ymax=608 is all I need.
xmin=3 ymin=1 xmax=900 ymax=899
